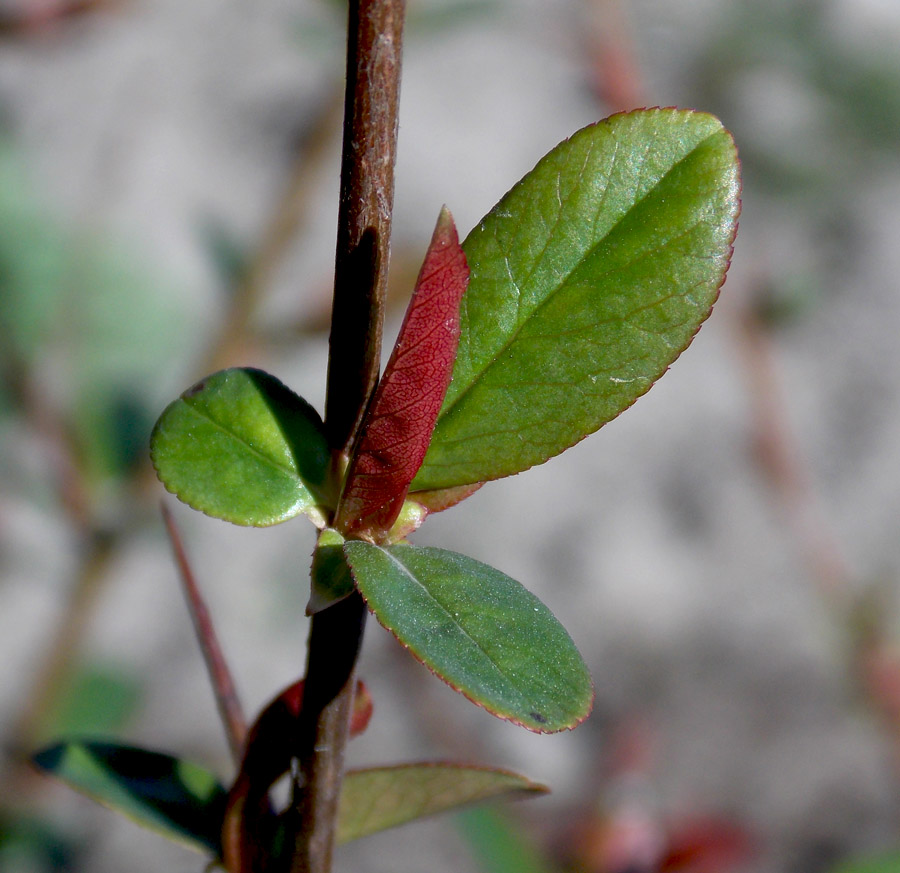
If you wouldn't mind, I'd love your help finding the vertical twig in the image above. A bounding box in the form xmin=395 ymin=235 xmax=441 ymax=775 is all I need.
xmin=6 ymin=531 xmax=114 ymax=762
xmin=583 ymin=0 xmax=645 ymax=113
xmin=161 ymin=503 xmax=247 ymax=764
xmin=205 ymin=91 xmax=345 ymax=374
xmin=324 ymin=0 xmax=405 ymax=458
xmin=288 ymin=2 xmax=406 ymax=872
xmin=734 ymin=304 xmax=852 ymax=602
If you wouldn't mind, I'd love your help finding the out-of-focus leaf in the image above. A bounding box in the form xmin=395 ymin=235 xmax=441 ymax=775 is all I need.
xmin=0 ymin=814 xmax=78 ymax=873
xmin=829 ymin=853 xmax=900 ymax=873
xmin=337 ymin=764 xmax=546 ymax=843
xmin=39 ymin=663 xmax=141 ymax=743
xmin=63 ymin=242 xmax=198 ymax=483
xmin=407 ymin=0 xmax=500 ymax=35
xmin=413 ymin=108 xmax=740 ymax=491
xmin=344 ymin=542 xmax=593 ymax=732
xmin=0 ymin=141 xmax=68 ymax=364
xmin=32 ymin=741 xmax=227 ymax=856
xmin=151 ymin=368 xmax=331 ymax=527
xmin=198 ymin=217 xmax=249 ymax=290
xmin=456 ymin=807 xmax=556 ymax=873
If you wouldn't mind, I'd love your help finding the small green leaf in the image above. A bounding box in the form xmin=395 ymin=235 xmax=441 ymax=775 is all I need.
xmin=32 ymin=741 xmax=227 ymax=856
xmin=413 ymin=108 xmax=740 ymax=490
xmin=343 ymin=542 xmax=592 ymax=732
xmin=151 ymin=368 xmax=331 ymax=527
xmin=308 ymin=528 xmax=356 ymax=614
xmin=337 ymin=764 xmax=546 ymax=843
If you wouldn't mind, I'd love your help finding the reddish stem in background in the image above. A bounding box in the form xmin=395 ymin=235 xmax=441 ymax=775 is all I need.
xmin=161 ymin=503 xmax=247 ymax=765
xmin=734 ymin=305 xmax=851 ymax=601
xmin=583 ymin=0 xmax=645 ymax=112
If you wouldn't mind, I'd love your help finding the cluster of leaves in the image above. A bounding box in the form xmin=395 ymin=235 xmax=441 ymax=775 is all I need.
xmin=35 ymin=108 xmax=740 ymax=864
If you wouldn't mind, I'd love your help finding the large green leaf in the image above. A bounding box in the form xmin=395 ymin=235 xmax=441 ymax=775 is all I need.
xmin=344 ymin=542 xmax=593 ymax=732
xmin=32 ymin=741 xmax=227 ymax=855
xmin=338 ymin=764 xmax=546 ymax=843
xmin=412 ymin=108 xmax=740 ymax=491
xmin=150 ymin=368 xmax=331 ymax=527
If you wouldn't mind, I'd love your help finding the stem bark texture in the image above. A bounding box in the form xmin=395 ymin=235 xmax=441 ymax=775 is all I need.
xmin=289 ymin=2 xmax=405 ymax=872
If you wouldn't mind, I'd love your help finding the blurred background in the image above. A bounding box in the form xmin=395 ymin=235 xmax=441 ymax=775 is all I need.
xmin=3 ymin=0 xmax=900 ymax=871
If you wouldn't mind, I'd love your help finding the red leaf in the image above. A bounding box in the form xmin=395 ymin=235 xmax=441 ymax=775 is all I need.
xmin=337 ymin=207 xmax=469 ymax=536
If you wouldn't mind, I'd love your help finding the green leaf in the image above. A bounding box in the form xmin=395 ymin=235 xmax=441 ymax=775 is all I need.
xmin=0 ymin=813 xmax=78 ymax=872
xmin=39 ymin=662 xmax=141 ymax=743
xmin=34 ymin=745 xmax=543 ymax=857
xmin=456 ymin=807 xmax=557 ymax=873
xmin=32 ymin=741 xmax=227 ymax=856
xmin=343 ymin=542 xmax=592 ymax=732
xmin=412 ymin=108 xmax=740 ymax=491
xmin=150 ymin=368 xmax=331 ymax=527
xmin=337 ymin=764 xmax=546 ymax=843
xmin=308 ymin=528 xmax=356 ymax=614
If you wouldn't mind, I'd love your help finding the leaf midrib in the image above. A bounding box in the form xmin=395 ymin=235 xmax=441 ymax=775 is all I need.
xmin=181 ymin=400 xmax=305 ymax=485
xmin=439 ymin=128 xmax=724 ymax=428
xmin=378 ymin=546 xmax=537 ymax=714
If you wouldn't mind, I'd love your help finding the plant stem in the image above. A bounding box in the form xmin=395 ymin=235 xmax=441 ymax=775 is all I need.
xmin=324 ymin=0 xmax=405 ymax=458
xmin=288 ymin=2 xmax=405 ymax=872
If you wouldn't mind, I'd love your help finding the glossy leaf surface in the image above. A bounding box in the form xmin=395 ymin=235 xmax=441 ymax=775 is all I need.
xmin=339 ymin=207 xmax=468 ymax=533
xmin=32 ymin=741 xmax=226 ymax=855
xmin=344 ymin=542 xmax=592 ymax=732
xmin=413 ymin=109 xmax=740 ymax=490
xmin=151 ymin=368 xmax=331 ymax=526
xmin=337 ymin=764 xmax=546 ymax=843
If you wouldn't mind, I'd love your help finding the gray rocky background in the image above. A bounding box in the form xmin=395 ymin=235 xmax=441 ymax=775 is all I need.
xmin=3 ymin=1 xmax=900 ymax=871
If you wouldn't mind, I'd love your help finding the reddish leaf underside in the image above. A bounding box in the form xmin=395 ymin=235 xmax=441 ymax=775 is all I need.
xmin=338 ymin=207 xmax=469 ymax=535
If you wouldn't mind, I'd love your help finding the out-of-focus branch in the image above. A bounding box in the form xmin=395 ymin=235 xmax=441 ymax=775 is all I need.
xmin=161 ymin=503 xmax=246 ymax=764
xmin=734 ymin=303 xmax=852 ymax=603
xmin=0 ymin=0 xmax=119 ymax=37
xmin=204 ymin=90 xmax=345 ymax=373
xmin=583 ymin=0 xmax=645 ymax=113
